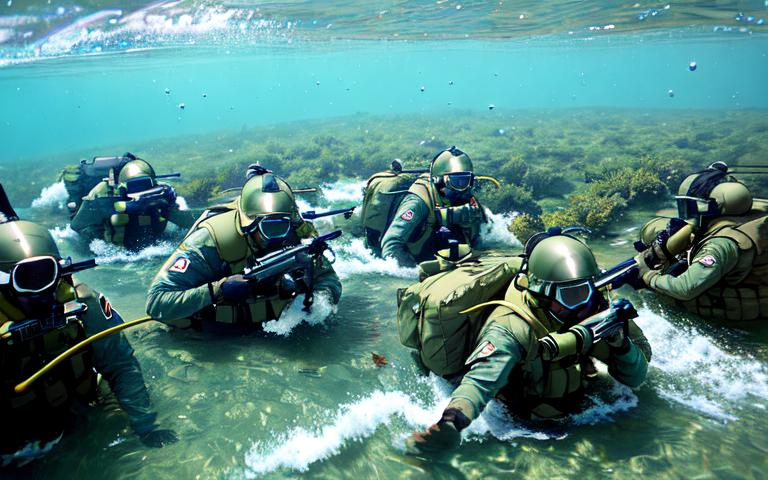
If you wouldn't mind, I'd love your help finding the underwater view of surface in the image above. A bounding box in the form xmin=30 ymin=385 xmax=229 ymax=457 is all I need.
xmin=2 ymin=0 xmax=768 ymax=478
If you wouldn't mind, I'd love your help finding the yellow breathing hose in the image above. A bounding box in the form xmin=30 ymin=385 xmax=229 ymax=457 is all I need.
xmin=14 ymin=316 xmax=155 ymax=394
xmin=475 ymin=176 xmax=502 ymax=189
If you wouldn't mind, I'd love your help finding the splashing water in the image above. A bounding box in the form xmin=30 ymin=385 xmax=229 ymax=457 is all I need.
xmin=262 ymin=292 xmax=337 ymax=336
xmin=635 ymin=307 xmax=768 ymax=420
xmin=175 ymin=196 xmax=189 ymax=211
xmin=244 ymin=390 xmax=440 ymax=476
xmin=31 ymin=181 xmax=68 ymax=210
xmin=88 ymin=239 xmax=175 ymax=264
xmin=48 ymin=224 xmax=79 ymax=242
xmin=332 ymin=238 xmax=419 ymax=279
xmin=480 ymin=209 xmax=521 ymax=247
xmin=320 ymin=180 xmax=366 ymax=205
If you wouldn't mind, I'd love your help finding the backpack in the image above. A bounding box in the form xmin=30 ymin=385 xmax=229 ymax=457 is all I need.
xmin=361 ymin=171 xmax=420 ymax=255
xmin=61 ymin=156 xmax=133 ymax=211
xmin=396 ymin=256 xmax=523 ymax=377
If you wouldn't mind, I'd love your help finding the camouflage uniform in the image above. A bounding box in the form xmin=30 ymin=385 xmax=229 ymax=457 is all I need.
xmin=446 ymin=286 xmax=649 ymax=421
xmin=69 ymin=159 xmax=194 ymax=250
xmin=640 ymin=215 xmax=768 ymax=322
xmin=381 ymin=177 xmax=485 ymax=267
xmin=146 ymin=206 xmax=341 ymax=330
xmin=0 ymin=216 xmax=170 ymax=458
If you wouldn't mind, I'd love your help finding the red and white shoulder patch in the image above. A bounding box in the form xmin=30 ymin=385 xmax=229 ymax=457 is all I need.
xmin=99 ymin=294 xmax=113 ymax=320
xmin=400 ymin=209 xmax=415 ymax=221
xmin=698 ymin=255 xmax=717 ymax=267
xmin=477 ymin=341 xmax=496 ymax=359
xmin=169 ymin=255 xmax=190 ymax=273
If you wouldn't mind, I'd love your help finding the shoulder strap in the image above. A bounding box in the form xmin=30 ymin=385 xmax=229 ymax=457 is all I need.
xmin=197 ymin=210 xmax=249 ymax=264
xmin=460 ymin=300 xmax=550 ymax=338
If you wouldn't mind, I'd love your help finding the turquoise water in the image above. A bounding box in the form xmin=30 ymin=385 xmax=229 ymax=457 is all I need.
xmin=2 ymin=1 xmax=768 ymax=478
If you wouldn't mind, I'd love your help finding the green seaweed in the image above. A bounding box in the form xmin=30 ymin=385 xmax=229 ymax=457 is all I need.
xmin=5 ymin=109 xmax=766 ymax=237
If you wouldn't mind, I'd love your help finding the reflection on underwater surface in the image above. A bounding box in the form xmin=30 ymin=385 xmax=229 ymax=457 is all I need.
xmin=1 ymin=0 xmax=768 ymax=476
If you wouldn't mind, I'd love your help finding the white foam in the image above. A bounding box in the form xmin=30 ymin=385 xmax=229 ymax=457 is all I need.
xmin=262 ymin=291 xmax=337 ymax=336
xmin=635 ymin=306 xmax=768 ymax=420
xmin=320 ymin=180 xmax=366 ymax=204
xmin=244 ymin=365 xmax=643 ymax=475
xmin=480 ymin=209 xmax=521 ymax=247
xmin=88 ymin=239 xmax=174 ymax=264
xmin=175 ymin=195 xmax=189 ymax=211
xmin=244 ymin=390 xmax=442 ymax=476
xmin=31 ymin=181 xmax=68 ymax=210
xmin=48 ymin=224 xmax=79 ymax=242
xmin=332 ymin=238 xmax=419 ymax=279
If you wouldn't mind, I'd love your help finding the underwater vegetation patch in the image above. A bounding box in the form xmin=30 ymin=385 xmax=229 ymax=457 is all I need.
xmin=7 ymin=109 xmax=767 ymax=240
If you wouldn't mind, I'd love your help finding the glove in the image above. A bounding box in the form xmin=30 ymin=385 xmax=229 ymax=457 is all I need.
xmin=605 ymin=328 xmax=630 ymax=352
xmin=405 ymin=408 xmax=470 ymax=455
xmin=277 ymin=274 xmax=298 ymax=300
xmin=219 ymin=274 xmax=252 ymax=302
xmin=138 ymin=428 xmax=178 ymax=448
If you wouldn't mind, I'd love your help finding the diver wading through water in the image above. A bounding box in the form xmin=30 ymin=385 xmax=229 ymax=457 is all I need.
xmin=633 ymin=162 xmax=768 ymax=322
xmin=146 ymin=165 xmax=343 ymax=332
xmin=397 ymin=229 xmax=650 ymax=454
xmin=0 ymin=185 xmax=177 ymax=467
xmin=362 ymin=147 xmax=499 ymax=267
xmin=65 ymin=153 xmax=196 ymax=250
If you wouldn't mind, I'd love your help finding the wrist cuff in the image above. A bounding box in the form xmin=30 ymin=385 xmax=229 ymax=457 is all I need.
xmin=441 ymin=408 xmax=471 ymax=432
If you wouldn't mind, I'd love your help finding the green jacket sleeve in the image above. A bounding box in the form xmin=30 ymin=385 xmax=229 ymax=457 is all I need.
xmin=77 ymin=284 xmax=158 ymax=435
xmin=166 ymin=204 xmax=198 ymax=230
xmin=381 ymin=195 xmax=429 ymax=267
xmin=447 ymin=320 xmax=524 ymax=421
xmin=647 ymin=237 xmax=740 ymax=301
xmin=145 ymin=229 xmax=227 ymax=322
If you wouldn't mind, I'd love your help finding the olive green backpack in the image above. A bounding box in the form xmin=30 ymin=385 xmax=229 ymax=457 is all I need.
xmin=396 ymin=256 xmax=523 ymax=377
xmin=361 ymin=171 xmax=420 ymax=255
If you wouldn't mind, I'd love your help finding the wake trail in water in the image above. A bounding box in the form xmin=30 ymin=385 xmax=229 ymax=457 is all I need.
xmin=88 ymin=239 xmax=175 ymax=264
xmin=243 ymin=368 xmax=639 ymax=476
xmin=636 ymin=307 xmax=768 ymax=420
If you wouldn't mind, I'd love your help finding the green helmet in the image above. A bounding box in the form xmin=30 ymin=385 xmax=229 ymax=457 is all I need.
xmin=526 ymin=235 xmax=599 ymax=289
xmin=521 ymin=230 xmax=603 ymax=321
xmin=118 ymin=159 xmax=156 ymax=184
xmin=431 ymin=146 xmax=474 ymax=178
xmin=675 ymin=162 xmax=753 ymax=224
xmin=639 ymin=217 xmax=670 ymax=247
xmin=237 ymin=172 xmax=298 ymax=231
xmin=0 ymin=220 xmax=60 ymax=273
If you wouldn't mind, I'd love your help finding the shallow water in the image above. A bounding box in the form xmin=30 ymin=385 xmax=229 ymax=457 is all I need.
xmin=2 ymin=1 xmax=768 ymax=478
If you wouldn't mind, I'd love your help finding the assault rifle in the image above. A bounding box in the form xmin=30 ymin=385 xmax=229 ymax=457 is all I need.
xmin=538 ymin=299 xmax=638 ymax=360
xmin=301 ymin=206 xmax=357 ymax=220
xmin=580 ymin=298 xmax=638 ymax=340
xmin=595 ymin=218 xmax=694 ymax=291
xmin=2 ymin=301 xmax=88 ymax=343
xmin=122 ymin=184 xmax=177 ymax=215
xmin=243 ymin=229 xmax=342 ymax=311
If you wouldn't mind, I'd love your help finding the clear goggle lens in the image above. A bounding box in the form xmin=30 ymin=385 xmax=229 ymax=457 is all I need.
xmin=12 ymin=256 xmax=60 ymax=294
xmin=258 ymin=217 xmax=292 ymax=240
xmin=444 ymin=172 xmax=473 ymax=191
